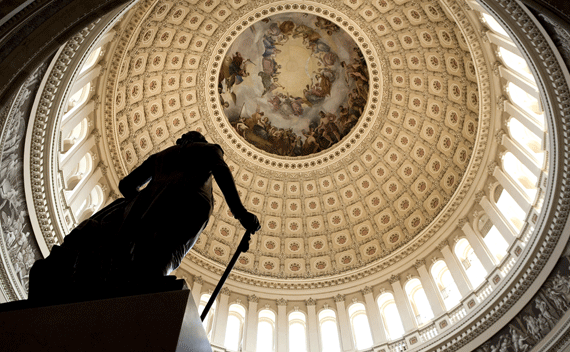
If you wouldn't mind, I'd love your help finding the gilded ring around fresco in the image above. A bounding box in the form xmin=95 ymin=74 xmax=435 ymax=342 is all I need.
xmin=218 ymin=12 xmax=369 ymax=157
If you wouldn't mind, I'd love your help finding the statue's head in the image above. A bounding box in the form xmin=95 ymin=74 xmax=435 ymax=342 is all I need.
xmin=176 ymin=131 xmax=207 ymax=146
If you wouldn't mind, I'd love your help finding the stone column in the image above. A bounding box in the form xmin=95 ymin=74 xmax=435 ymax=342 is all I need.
xmin=191 ymin=276 xmax=203 ymax=309
xmin=334 ymin=294 xmax=355 ymax=351
xmin=306 ymin=298 xmax=320 ymax=352
xmin=244 ymin=295 xmax=259 ymax=352
xmin=504 ymin=101 xmax=544 ymax=138
xmin=276 ymin=298 xmax=288 ymax=352
xmin=439 ymin=241 xmax=472 ymax=297
xmin=61 ymin=100 xmax=94 ymax=139
xmin=60 ymin=133 xmax=96 ymax=179
xmin=414 ymin=259 xmax=446 ymax=317
xmin=492 ymin=165 xmax=532 ymax=212
xmin=389 ymin=275 xmax=417 ymax=332
xmin=362 ymin=286 xmax=387 ymax=344
xmin=501 ymin=134 xmax=542 ymax=176
xmin=480 ymin=195 xmax=517 ymax=243
xmin=69 ymin=168 xmax=102 ymax=215
xmin=498 ymin=65 xmax=539 ymax=100
xmin=486 ymin=31 xmax=519 ymax=54
xmin=70 ymin=64 xmax=101 ymax=97
xmin=461 ymin=220 xmax=497 ymax=272
xmin=212 ymin=287 xmax=231 ymax=346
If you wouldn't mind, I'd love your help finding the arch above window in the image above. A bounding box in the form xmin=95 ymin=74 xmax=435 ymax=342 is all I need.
xmin=377 ymin=293 xmax=405 ymax=340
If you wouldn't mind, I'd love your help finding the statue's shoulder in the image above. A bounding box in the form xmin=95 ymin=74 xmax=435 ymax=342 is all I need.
xmin=184 ymin=142 xmax=224 ymax=156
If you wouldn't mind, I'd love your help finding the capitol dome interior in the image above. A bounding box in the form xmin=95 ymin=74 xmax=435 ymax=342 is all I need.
xmin=2 ymin=0 xmax=570 ymax=351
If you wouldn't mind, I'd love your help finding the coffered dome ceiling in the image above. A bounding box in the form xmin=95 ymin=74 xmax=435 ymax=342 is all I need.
xmin=104 ymin=0 xmax=483 ymax=281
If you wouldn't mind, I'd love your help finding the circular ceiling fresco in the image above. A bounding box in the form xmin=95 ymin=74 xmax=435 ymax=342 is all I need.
xmin=220 ymin=13 xmax=368 ymax=157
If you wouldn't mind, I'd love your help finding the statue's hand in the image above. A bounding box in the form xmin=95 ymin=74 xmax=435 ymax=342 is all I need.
xmin=238 ymin=212 xmax=261 ymax=234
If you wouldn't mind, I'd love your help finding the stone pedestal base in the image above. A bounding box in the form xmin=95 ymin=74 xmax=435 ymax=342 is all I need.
xmin=0 ymin=289 xmax=212 ymax=352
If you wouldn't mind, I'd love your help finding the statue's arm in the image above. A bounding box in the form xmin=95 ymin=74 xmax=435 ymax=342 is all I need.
xmin=210 ymin=145 xmax=246 ymax=218
xmin=210 ymin=145 xmax=260 ymax=233
xmin=118 ymin=155 xmax=155 ymax=198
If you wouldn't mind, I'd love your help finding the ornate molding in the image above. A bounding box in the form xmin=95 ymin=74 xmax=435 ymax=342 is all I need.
xmin=389 ymin=275 xmax=400 ymax=284
xmin=413 ymin=259 xmax=426 ymax=269
xmin=437 ymin=240 xmax=449 ymax=250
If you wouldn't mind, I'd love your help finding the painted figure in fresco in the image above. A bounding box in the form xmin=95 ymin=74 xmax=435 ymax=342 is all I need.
xmin=304 ymin=73 xmax=332 ymax=103
xmin=29 ymin=132 xmax=261 ymax=300
xmin=314 ymin=17 xmax=340 ymax=35
xmin=509 ymin=326 xmax=529 ymax=352
xmin=545 ymin=286 xmax=569 ymax=311
xmin=220 ymin=52 xmax=253 ymax=103
xmin=262 ymin=35 xmax=283 ymax=57
xmin=317 ymin=111 xmax=341 ymax=147
xmin=262 ymin=56 xmax=281 ymax=76
xmin=523 ymin=315 xmax=541 ymax=341
xmin=553 ymin=272 xmax=570 ymax=294
xmin=236 ymin=117 xmax=249 ymax=137
xmin=302 ymin=128 xmax=320 ymax=155
xmin=258 ymin=71 xmax=283 ymax=96
xmin=292 ymin=24 xmax=321 ymax=44
xmin=535 ymin=298 xmax=557 ymax=328
xmin=308 ymin=39 xmax=331 ymax=54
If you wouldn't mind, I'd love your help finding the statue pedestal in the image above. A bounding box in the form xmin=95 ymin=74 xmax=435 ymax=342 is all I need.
xmin=0 ymin=288 xmax=212 ymax=352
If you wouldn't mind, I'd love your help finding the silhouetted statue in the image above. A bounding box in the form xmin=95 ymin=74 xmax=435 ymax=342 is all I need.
xmin=29 ymin=132 xmax=260 ymax=302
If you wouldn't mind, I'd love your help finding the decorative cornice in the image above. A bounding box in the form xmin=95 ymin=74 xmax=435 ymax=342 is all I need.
xmin=334 ymin=294 xmax=345 ymax=303
xmin=306 ymin=297 xmax=316 ymax=306
xmin=413 ymin=259 xmax=426 ymax=269
xmin=475 ymin=190 xmax=486 ymax=203
xmin=248 ymin=294 xmax=259 ymax=303
xmin=276 ymin=298 xmax=287 ymax=306
xmin=220 ymin=287 xmax=231 ymax=296
xmin=361 ymin=286 xmax=373 ymax=295
xmin=437 ymin=240 xmax=449 ymax=251
xmin=487 ymin=161 xmax=498 ymax=176
xmin=457 ymin=217 xmax=469 ymax=229
xmin=389 ymin=275 xmax=400 ymax=284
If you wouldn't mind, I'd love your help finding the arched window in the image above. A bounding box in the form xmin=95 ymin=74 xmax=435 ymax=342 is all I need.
xmin=288 ymin=311 xmax=307 ymax=352
xmin=65 ymin=152 xmax=93 ymax=191
xmin=506 ymin=82 xmax=542 ymax=118
xmin=257 ymin=309 xmax=275 ymax=352
xmin=80 ymin=47 xmax=102 ymax=74
xmin=225 ymin=303 xmax=246 ymax=351
xmin=198 ymin=293 xmax=217 ymax=340
xmin=431 ymin=260 xmax=461 ymax=309
xmin=376 ymin=293 xmax=405 ymax=340
xmin=77 ymin=185 xmax=104 ymax=222
xmin=502 ymin=152 xmax=538 ymax=200
xmin=318 ymin=309 xmax=341 ymax=352
xmin=495 ymin=188 xmax=526 ymax=232
xmin=62 ymin=118 xmax=89 ymax=153
xmin=507 ymin=117 xmax=545 ymax=164
xmin=64 ymin=82 xmax=91 ymax=116
xmin=454 ymin=238 xmax=487 ymax=287
xmin=479 ymin=214 xmax=509 ymax=262
xmin=498 ymin=47 xmax=534 ymax=82
xmin=405 ymin=279 xmax=434 ymax=325
xmin=347 ymin=302 xmax=373 ymax=350
xmin=481 ymin=13 xmax=509 ymax=37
